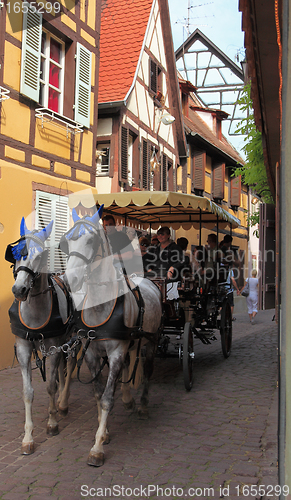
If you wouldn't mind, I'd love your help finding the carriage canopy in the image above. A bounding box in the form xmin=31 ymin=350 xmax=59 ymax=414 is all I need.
xmin=68 ymin=191 xmax=241 ymax=231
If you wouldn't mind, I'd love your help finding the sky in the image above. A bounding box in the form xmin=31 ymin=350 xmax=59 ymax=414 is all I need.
xmin=167 ymin=0 xmax=246 ymax=156
xmin=168 ymin=0 xmax=245 ymax=65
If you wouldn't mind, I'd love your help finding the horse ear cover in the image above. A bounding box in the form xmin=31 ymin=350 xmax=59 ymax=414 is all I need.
xmin=72 ymin=208 xmax=80 ymax=223
xmin=35 ymin=220 xmax=53 ymax=242
xmin=20 ymin=217 xmax=29 ymax=237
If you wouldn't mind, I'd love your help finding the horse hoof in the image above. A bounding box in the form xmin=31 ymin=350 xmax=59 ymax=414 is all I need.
xmin=137 ymin=407 xmax=149 ymax=420
xmin=47 ymin=424 xmax=59 ymax=436
xmin=58 ymin=407 xmax=68 ymax=417
xmin=21 ymin=442 xmax=34 ymax=455
xmin=87 ymin=452 xmax=104 ymax=467
xmin=123 ymin=398 xmax=136 ymax=411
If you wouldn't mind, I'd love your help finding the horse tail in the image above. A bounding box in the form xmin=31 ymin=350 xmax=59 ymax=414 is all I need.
xmin=128 ymin=341 xmax=144 ymax=389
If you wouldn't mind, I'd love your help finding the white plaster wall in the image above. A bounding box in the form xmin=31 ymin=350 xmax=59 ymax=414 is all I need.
xmin=196 ymin=110 xmax=213 ymax=131
xmin=97 ymin=118 xmax=112 ymax=136
xmin=96 ymin=176 xmax=112 ymax=194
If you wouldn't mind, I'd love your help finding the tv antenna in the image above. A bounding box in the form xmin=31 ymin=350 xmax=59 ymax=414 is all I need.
xmin=175 ymin=0 xmax=214 ymax=38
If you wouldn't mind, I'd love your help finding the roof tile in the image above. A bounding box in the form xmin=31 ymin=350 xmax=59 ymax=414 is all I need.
xmin=99 ymin=0 xmax=153 ymax=103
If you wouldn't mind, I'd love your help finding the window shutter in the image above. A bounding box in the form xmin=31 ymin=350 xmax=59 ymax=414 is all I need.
xmin=212 ymin=162 xmax=225 ymax=200
xmin=120 ymin=126 xmax=128 ymax=183
xmin=167 ymin=160 xmax=173 ymax=191
xmin=35 ymin=191 xmax=69 ymax=272
xmin=230 ymin=175 xmax=241 ymax=207
xmin=192 ymin=149 xmax=205 ymax=191
xmin=162 ymin=154 xmax=167 ymax=191
xmin=142 ymin=139 xmax=149 ymax=189
xmin=149 ymin=59 xmax=157 ymax=94
xmin=74 ymin=43 xmax=92 ymax=128
xmin=20 ymin=2 xmax=42 ymax=101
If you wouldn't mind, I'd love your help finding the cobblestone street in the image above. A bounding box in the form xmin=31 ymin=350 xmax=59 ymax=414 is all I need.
xmin=0 ymin=309 xmax=278 ymax=500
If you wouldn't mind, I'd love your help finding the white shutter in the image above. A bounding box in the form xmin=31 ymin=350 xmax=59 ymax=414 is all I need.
xmin=35 ymin=191 xmax=70 ymax=272
xmin=74 ymin=43 xmax=92 ymax=128
xmin=20 ymin=2 xmax=42 ymax=101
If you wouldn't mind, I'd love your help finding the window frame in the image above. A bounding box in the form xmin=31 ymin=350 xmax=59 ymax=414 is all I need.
xmin=96 ymin=142 xmax=110 ymax=176
xmin=20 ymin=3 xmax=92 ymax=128
xmin=40 ymin=29 xmax=65 ymax=115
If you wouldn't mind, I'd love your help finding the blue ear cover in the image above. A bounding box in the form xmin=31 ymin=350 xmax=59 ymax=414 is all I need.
xmin=35 ymin=220 xmax=54 ymax=242
xmin=20 ymin=217 xmax=29 ymax=237
xmin=72 ymin=208 xmax=80 ymax=223
xmin=91 ymin=204 xmax=104 ymax=225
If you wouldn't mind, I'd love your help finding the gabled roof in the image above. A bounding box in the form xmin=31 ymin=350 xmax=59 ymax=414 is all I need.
xmin=175 ymin=29 xmax=244 ymax=81
xmin=98 ymin=0 xmax=153 ymax=104
xmin=184 ymin=103 xmax=244 ymax=166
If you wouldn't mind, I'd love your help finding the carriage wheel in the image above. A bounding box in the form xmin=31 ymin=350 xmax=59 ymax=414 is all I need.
xmin=183 ymin=322 xmax=194 ymax=391
xmin=220 ymin=301 xmax=232 ymax=358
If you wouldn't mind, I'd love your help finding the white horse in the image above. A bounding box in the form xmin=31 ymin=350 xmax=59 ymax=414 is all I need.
xmin=61 ymin=207 xmax=162 ymax=467
xmin=6 ymin=218 xmax=74 ymax=455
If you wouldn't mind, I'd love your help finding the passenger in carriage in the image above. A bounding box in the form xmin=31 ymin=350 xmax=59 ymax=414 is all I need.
xmin=102 ymin=215 xmax=133 ymax=273
xmin=146 ymin=226 xmax=185 ymax=281
xmin=138 ymin=236 xmax=152 ymax=273
xmin=219 ymin=234 xmax=239 ymax=269
xmin=176 ymin=237 xmax=192 ymax=278
xmin=203 ymin=233 xmax=222 ymax=283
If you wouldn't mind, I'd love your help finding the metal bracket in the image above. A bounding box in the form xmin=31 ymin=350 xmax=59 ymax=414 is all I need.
xmin=35 ymin=108 xmax=84 ymax=138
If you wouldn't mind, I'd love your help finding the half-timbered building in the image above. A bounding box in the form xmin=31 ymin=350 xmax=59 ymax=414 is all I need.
xmin=177 ymin=76 xmax=248 ymax=286
xmin=96 ymin=0 xmax=187 ymax=194
xmin=0 ymin=0 xmax=101 ymax=368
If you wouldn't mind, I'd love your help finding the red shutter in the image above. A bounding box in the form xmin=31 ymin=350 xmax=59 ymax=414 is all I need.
xmin=120 ymin=126 xmax=128 ymax=183
xmin=192 ymin=148 xmax=205 ymax=191
xmin=230 ymin=175 xmax=241 ymax=207
xmin=212 ymin=162 xmax=225 ymax=200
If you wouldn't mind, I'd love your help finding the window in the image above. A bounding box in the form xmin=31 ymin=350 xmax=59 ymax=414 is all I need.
xmin=96 ymin=144 xmax=110 ymax=176
xmin=149 ymin=58 xmax=162 ymax=97
xmin=120 ymin=126 xmax=139 ymax=189
xmin=142 ymin=139 xmax=149 ymax=190
xmin=20 ymin=2 xmax=92 ymax=127
xmin=35 ymin=191 xmax=70 ymax=272
xmin=40 ymin=30 xmax=65 ymax=114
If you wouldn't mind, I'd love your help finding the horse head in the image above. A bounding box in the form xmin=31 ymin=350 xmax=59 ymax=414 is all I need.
xmin=9 ymin=218 xmax=53 ymax=301
xmin=62 ymin=205 xmax=104 ymax=292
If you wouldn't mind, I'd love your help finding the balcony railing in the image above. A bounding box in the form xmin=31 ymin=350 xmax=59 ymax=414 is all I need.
xmin=35 ymin=108 xmax=84 ymax=137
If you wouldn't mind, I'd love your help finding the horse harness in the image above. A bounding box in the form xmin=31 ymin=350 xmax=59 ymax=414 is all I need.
xmin=9 ymin=274 xmax=73 ymax=382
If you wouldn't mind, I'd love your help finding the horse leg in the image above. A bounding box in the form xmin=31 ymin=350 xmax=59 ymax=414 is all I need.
xmin=58 ymin=353 xmax=66 ymax=394
xmin=58 ymin=354 xmax=77 ymax=416
xmin=46 ymin=353 xmax=61 ymax=436
xmin=138 ymin=341 xmax=156 ymax=419
xmin=87 ymin=351 xmax=124 ymax=467
xmin=85 ymin=346 xmax=110 ymax=446
xmin=16 ymin=340 xmax=35 ymax=454
xmin=120 ymin=353 xmax=135 ymax=410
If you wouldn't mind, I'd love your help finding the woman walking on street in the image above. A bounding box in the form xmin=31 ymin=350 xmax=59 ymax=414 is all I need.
xmin=241 ymin=269 xmax=259 ymax=324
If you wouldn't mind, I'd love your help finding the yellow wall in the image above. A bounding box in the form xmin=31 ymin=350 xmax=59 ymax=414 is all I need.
xmin=0 ymin=162 xmax=97 ymax=370
xmin=2 ymin=4 xmax=98 ymax=171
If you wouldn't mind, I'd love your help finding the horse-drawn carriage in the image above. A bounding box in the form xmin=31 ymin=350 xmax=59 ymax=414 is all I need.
xmin=6 ymin=190 xmax=240 ymax=465
xmin=69 ymin=190 xmax=240 ymax=391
